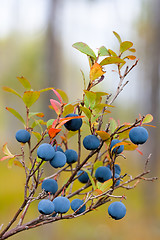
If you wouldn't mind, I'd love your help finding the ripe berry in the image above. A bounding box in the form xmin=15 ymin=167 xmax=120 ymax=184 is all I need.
xmin=114 ymin=173 xmax=120 ymax=186
xmin=110 ymin=139 xmax=124 ymax=154
xmin=129 ymin=126 xmax=148 ymax=145
xmin=95 ymin=166 xmax=112 ymax=183
xmin=64 ymin=113 xmax=82 ymax=131
xmin=15 ymin=129 xmax=31 ymax=143
xmin=53 ymin=196 xmax=70 ymax=213
xmin=71 ymin=199 xmax=86 ymax=214
xmin=53 ymin=145 xmax=64 ymax=153
xmin=65 ymin=149 xmax=78 ymax=164
xmin=83 ymin=135 xmax=100 ymax=150
xmin=38 ymin=199 xmax=55 ymax=215
xmin=77 ymin=170 xmax=89 ymax=184
xmin=42 ymin=179 xmax=58 ymax=195
xmin=50 ymin=151 xmax=66 ymax=168
xmin=107 ymin=164 xmax=121 ymax=175
xmin=37 ymin=143 xmax=55 ymax=161
xmin=108 ymin=201 xmax=126 ymax=220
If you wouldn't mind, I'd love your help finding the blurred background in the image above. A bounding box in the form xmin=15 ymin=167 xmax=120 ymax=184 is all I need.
xmin=0 ymin=0 xmax=159 ymax=239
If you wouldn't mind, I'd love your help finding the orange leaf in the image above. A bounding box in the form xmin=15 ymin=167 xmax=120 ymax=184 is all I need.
xmin=56 ymin=116 xmax=84 ymax=129
xmin=48 ymin=128 xmax=61 ymax=139
xmin=89 ymin=63 xmax=105 ymax=82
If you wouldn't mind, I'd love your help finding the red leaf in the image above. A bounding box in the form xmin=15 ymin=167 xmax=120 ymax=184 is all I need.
xmin=56 ymin=116 xmax=84 ymax=129
xmin=48 ymin=128 xmax=61 ymax=139
xmin=50 ymin=99 xmax=61 ymax=115
xmin=52 ymin=89 xmax=63 ymax=104
xmin=136 ymin=148 xmax=143 ymax=155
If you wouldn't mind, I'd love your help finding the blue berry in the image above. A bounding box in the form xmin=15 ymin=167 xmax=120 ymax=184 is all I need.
xmin=15 ymin=129 xmax=31 ymax=143
xmin=65 ymin=149 xmax=78 ymax=164
xmin=114 ymin=164 xmax=121 ymax=175
xmin=95 ymin=166 xmax=112 ymax=183
xmin=53 ymin=145 xmax=64 ymax=153
xmin=64 ymin=113 xmax=82 ymax=131
xmin=37 ymin=143 xmax=55 ymax=161
xmin=71 ymin=199 xmax=86 ymax=214
xmin=38 ymin=199 xmax=55 ymax=215
xmin=42 ymin=179 xmax=58 ymax=195
xmin=129 ymin=126 xmax=148 ymax=145
xmin=83 ymin=135 xmax=100 ymax=150
xmin=50 ymin=151 xmax=66 ymax=168
xmin=114 ymin=173 xmax=120 ymax=186
xmin=108 ymin=201 xmax=126 ymax=220
xmin=110 ymin=139 xmax=124 ymax=154
xmin=53 ymin=196 xmax=70 ymax=213
xmin=77 ymin=170 xmax=89 ymax=184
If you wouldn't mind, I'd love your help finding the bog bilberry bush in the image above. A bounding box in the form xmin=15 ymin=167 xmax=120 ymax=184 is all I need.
xmin=0 ymin=32 xmax=157 ymax=239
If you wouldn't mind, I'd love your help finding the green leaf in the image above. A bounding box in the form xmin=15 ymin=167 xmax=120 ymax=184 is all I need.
xmin=32 ymin=131 xmax=42 ymax=142
xmin=6 ymin=107 xmax=25 ymax=126
xmin=120 ymin=41 xmax=133 ymax=54
xmin=29 ymin=112 xmax=44 ymax=118
xmin=100 ymin=56 xmax=125 ymax=66
xmin=2 ymin=86 xmax=22 ymax=99
xmin=80 ymin=106 xmax=91 ymax=119
xmin=7 ymin=157 xmax=16 ymax=168
xmin=109 ymin=118 xmax=117 ymax=134
xmin=93 ymin=161 xmax=103 ymax=172
xmin=39 ymin=87 xmax=54 ymax=93
xmin=82 ymin=168 xmax=96 ymax=190
xmin=113 ymin=31 xmax=122 ymax=44
xmin=88 ymin=56 xmax=95 ymax=68
xmin=47 ymin=119 xmax=55 ymax=128
xmin=63 ymin=104 xmax=74 ymax=117
xmin=72 ymin=42 xmax=96 ymax=60
xmin=99 ymin=179 xmax=113 ymax=192
xmin=93 ymin=103 xmax=109 ymax=114
xmin=84 ymin=90 xmax=96 ymax=109
xmin=56 ymin=89 xmax=69 ymax=103
xmin=17 ymin=76 xmax=31 ymax=90
xmin=98 ymin=46 xmax=110 ymax=56
xmin=143 ymin=114 xmax=153 ymax=124
xmin=108 ymin=49 xmax=117 ymax=57
xmin=22 ymin=91 xmax=40 ymax=108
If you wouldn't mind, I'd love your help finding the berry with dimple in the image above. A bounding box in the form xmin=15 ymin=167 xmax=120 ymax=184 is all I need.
xmin=71 ymin=199 xmax=86 ymax=214
xmin=15 ymin=129 xmax=31 ymax=143
xmin=129 ymin=126 xmax=148 ymax=145
xmin=50 ymin=151 xmax=66 ymax=168
xmin=95 ymin=166 xmax=112 ymax=183
xmin=108 ymin=201 xmax=126 ymax=220
xmin=83 ymin=135 xmax=100 ymax=150
xmin=110 ymin=139 xmax=124 ymax=154
xmin=37 ymin=143 xmax=55 ymax=161
xmin=53 ymin=196 xmax=70 ymax=213
xmin=42 ymin=179 xmax=58 ymax=195
xmin=38 ymin=199 xmax=55 ymax=215
xmin=65 ymin=149 xmax=78 ymax=164
xmin=77 ymin=170 xmax=89 ymax=184
xmin=64 ymin=113 xmax=82 ymax=131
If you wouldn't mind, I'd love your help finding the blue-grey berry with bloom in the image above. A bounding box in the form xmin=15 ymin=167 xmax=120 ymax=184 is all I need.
xmin=15 ymin=129 xmax=31 ymax=143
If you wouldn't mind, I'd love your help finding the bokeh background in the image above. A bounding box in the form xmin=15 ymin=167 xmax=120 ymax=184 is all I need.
xmin=0 ymin=0 xmax=160 ymax=239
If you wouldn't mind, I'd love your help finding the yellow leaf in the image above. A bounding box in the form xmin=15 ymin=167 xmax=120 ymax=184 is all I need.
xmin=89 ymin=63 xmax=105 ymax=82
